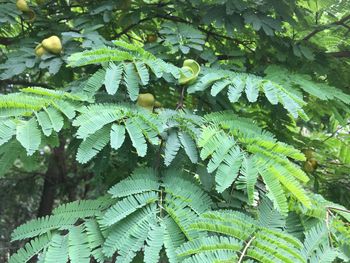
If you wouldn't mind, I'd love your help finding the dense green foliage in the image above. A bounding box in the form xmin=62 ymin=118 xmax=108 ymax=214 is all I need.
xmin=0 ymin=0 xmax=350 ymax=262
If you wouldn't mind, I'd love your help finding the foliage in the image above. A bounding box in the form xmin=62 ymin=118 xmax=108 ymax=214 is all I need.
xmin=1 ymin=0 xmax=350 ymax=262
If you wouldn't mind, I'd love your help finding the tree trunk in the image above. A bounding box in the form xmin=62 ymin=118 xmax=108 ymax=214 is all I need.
xmin=37 ymin=138 xmax=66 ymax=217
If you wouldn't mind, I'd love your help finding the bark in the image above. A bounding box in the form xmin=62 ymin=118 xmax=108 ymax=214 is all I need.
xmin=327 ymin=51 xmax=350 ymax=58
xmin=37 ymin=138 xmax=66 ymax=217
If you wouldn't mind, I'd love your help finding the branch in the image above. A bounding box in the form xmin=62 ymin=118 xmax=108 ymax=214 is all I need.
xmin=327 ymin=50 xmax=350 ymax=58
xmin=0 ymin=37 xmax=15 ymax=46
xmin=155 ymin=14 xmax=255 ymax=52
xmin=114 ymin=16 xmax=156 ymax=38
xmin=175 ymin=85 xmax=186 ymax=110
xmin=302 ymin=14 xmax=350 ymax=41
xmin=0 ymin=80 xmax=50 ymax=88
xmin=114 ymin=12 xmax=255 ymax=53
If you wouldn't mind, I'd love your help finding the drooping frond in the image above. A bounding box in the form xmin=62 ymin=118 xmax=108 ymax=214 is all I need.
xmin=199 ymin=111 xmax=311 ymax=214
xmin=198 ymin=125 xmax=243 ymax=193
xmin=159 ymin=22 xmax=206 ymax=54
xmin=9 ymin=234 xmax=52 ymax=263
xmin=188 ymin=68 xmax=307 ymax=118
xmin=178 ymin=210 xmax=305 ymax=263
xmin=11 ymin=215 xmax=77 ymax=241
xmin=100 ymin=167 xmax=211 ymax=262
xmin=10 ymin=167 xmax=211 ymax=263
xmin=0 ymin=87 xmax=83 ymax=155
xmin=144 ymin=223 xmax=165 ymax=263
xmin=10 ymin=219 xmax=108 ymax=263
xmin=67 ymin=40 xmax=183 ymax=99
xmin=0 ymin=87 xmax=82 ymax=118
xmin=265 ymin=65 xmax=350 ymax=105
xmin=159 ymin=109 xmax=203 ymax=166
xmin=73 ymin=103 xmax=163 ymax=163
xmin=52 ymin=198 xmax=113 ymax=220
xmin=302 ymin=223 xmax=339 ymax=263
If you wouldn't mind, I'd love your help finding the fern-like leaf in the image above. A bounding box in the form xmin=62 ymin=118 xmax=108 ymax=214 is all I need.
xmin=104 ymin=63 xmax=123 ymax=95
xmin=16 ymin=118 xmax=41 ymax=156
xmin=9 ymin=234 xmax=52 ymax=263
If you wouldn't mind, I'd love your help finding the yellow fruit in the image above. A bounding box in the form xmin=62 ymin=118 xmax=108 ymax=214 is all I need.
xmin=35 ymin=43 xmax=46 ymax=57
xmin=26 ymin=9 xmax=36 ymax=22
xmin=309 ymin=158 xmax=318 ymax=169
xmin=16 ymin=0 xmax=30 ymax=12
xmin=154 ymin=100 xmax=162 ymax=108
xmin=137 ymin=93 xmax=155 ymax=111
xmin=303 ymin=158 xmax=318 ymax=173
xmin=146 ymin=34 xmax=157 ymax=43
xmin=179 ymin=59 xmax=200 ymax=85
xmin=303 ymin=149 xmax=314 ymax=159
xmin=41 ymin=36 xmax=62 ymax=54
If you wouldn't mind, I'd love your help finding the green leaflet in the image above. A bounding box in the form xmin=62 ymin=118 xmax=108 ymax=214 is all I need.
xmin=45 ymin=107 xmax=64 ymax=132
xmin=164 ymin=129 xmax=181 ymax=166
xmin=35 ymin=110 xmax=53 ymax=136
xmin=110 ymin=123 xmax=126 ymax=150
xmin=104 ymin=63 xmax=123 ymax=95
xmin=125 ymin=118 xmax=147 ymax=157
xmin=16 ymin=118 xmax=41 ymax=156
xmin=144 ymin=224 xmax=164 ymax=263
xmin=44 ymin=234 xmax=69 ymax=263
xmin=178 ymin=131 xmax=198 ymax=164
xmin=0 ymin=119 xmax=16 ymax=145
xmin=76 ymin=125 xmax=111 ymax=164
xmin=123 ymin=62 xmax=140 ymax=101
xmin=68 ymin=225 xmax=91 ymax=263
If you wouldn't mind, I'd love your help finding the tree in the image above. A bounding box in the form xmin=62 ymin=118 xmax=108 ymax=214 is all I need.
xmin=1 ymin=0 xmax=350 ymax=262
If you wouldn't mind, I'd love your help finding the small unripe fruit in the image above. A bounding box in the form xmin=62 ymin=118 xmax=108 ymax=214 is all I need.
xmin=26 ymin=9 xmax=36 ymax=22
xmin=41 ymin=36 xmax=62 ymax=54
xmin=303 ymin=158 xmax=318 ymax=173
xmin=309 ymin=158 xmax=318 ymax=169
xmin=154 ymin=100 xmax=162 ymax=108
xmin=146 ymin=34 xmax=157 ymax=43
xmin=16 ymin=0 xmax=30 ymax=12
xmin=35 ymin=43 xmax=46 ymax=57
xmin=303 ymin=149 xmax=314 ymax=159
xmin=137 ymin=93 xmax=155 ymax=111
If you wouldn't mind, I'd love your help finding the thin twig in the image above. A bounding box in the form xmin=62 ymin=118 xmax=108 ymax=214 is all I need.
xmin=175 ymin=86 xmax=186 ymax=110
xmin=114 ymin=16 xmax=156 ymax=38
xmin=238 ymin=236 xmax=256 ymax=263
xmin=302 ymin=14 xmax=350 ymax=41
xmin=321 ymin=123 xmax=349 ymax=143
xmin=326 ymin=206 xmax=350 ymax=214
xmin=154 ymin=139 xmax=164 ymax=170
